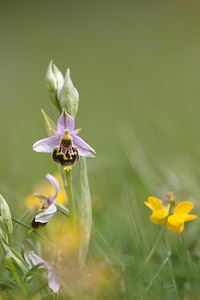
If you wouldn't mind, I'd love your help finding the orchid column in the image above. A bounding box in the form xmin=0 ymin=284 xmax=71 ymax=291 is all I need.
xmin=33 ymin=61 xmax=95 ymax=264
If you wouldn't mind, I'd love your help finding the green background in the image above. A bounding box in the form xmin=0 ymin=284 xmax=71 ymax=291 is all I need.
xmin=1 ymin=0 xmax=200 ymax=222
xmin=1 ymin=0 xmax=200 ymax=234
xmin=0 ymin=1 xmax=200 ymax=192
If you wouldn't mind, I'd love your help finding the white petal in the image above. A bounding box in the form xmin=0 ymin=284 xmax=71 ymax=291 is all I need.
xmin=35 ymin=203 xmax=57 ymax=223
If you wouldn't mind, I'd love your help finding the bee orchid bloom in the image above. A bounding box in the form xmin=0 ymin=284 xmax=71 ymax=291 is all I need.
xmin=33 ymin=110 xmax=96 ymax=168
xmin=144 ymin=196 xmax=169 ymax=225
xmin=29 ymin=251 xmax=60 ymax=293
xmin=167 ymin=201 xmax=197 ymax=234
xmin=31 ymin=174 xmax=59 ymax=228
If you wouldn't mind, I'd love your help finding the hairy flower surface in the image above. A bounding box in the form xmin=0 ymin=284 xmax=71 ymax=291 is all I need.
xmin=144 ymin=196 xmax=169 ymax=225
xmin=33 ymin=110 xmax=96 ymax=168
xmin=167 ymin=201 xmax=197 ymax=233
xmin=29 ymin=251 xmax=60 ymax=293
xmin=31 ymin=174 xmax=59 ymax=228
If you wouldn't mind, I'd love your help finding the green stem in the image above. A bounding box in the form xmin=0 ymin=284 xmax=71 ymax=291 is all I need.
xmin=55 ymin=202 xmax=69 ymax=217
xmin=163 ymin=237 xmax=178 ymax=299
xmin=64 ymin=169 xmax=77 ymax=229
xmin=8 ymin=233 xmax=13 ymax=248
xmin=11 ymin=217 xmax=55 ymax=248
xmin=181 ymin=233 xmax=192 ymax=270
xmin=144 ymin=224 xmax=166 ymax=264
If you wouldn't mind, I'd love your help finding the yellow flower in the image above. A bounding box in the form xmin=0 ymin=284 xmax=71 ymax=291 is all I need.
xmin=145 ymin=196 xmax=169 ymax=225
xmin=167 ymin=201 xmax=197 ymax=233
xmin=26 ymin=172 xmax=67 ymax=209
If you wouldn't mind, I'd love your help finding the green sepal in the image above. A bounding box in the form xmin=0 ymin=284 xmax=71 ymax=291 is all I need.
xmin=54 ymin=202 xmax=69 ymax=217
xmin=0 ymin=194 xmax=13 ymax=235
xmin=59 ymin=68 xmax=79 ymax=118
xmin=41 ymin=109 xmax=57 ymax=137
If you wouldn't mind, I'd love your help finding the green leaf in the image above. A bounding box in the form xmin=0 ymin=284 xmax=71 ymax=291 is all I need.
xmin=78 ymin=157 xmax=92 ymax=266
xmin=1 ymin=239 xmax=27 ymax=272
xmin=24 ymin=263 xmax=46 ymax=279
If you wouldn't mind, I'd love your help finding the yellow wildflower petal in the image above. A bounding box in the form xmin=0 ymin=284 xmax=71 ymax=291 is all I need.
xmin=144 ymin=201 xmax=154 ymax=210
xmin=167 ymin=215 xmax=184 ymax=234
xmin=25 ymin=172 xmax=67 ymax=209
xmin=150 ymin=210 xmax=168 ymax=225
xmin=25 ymin=195 xmax=42 ymax=209
xmin=173 ymin=201 xmax=193 ymax=216
xmin=168 ymin=222 xmax=184 ymax=234
xmin=184 ymin=214 xmax=197 ymax=222
xmin=147 ymin=197 xmax=162 ymax=210
xmin=54 ymin=172 xmax=67 ymax=205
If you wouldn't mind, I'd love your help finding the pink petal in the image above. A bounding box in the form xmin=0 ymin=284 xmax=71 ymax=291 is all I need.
xmin=47 ymin=271 xmax=61 ymax=293
xmin=70 ymin=128 xmax=82 ymax=137
xmin=73 ymin=136 xmax=96 ymax=158
xmin=33 ymin=136 xmax=59 ymax=153
xmin=29 ymin=251 xmax=46 ymax=267
xmin=45 ymin=174 xmax=59 ymax=201
xmin=57 ymin=110 xmax=74 ymax=133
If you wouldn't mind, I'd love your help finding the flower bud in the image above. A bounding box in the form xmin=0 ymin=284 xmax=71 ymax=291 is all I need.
xmin=46 ymin=61 xmax=64 ymax=111
xmin=59 ymin=69 xmax=79 ymax=118
xmin=0 ymin=194 xmax=13 ymax=235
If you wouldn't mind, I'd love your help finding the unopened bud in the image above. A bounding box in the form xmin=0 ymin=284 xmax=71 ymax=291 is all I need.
xmin=46 ymin=61 xmax=64 ymax=111
xmin=59 ymin=69 xmax=79 ymax=118
xmin=166 ymin=190 xmax=174 ymax=202
xmin=0 ymin=194 xmax=13 ymax=235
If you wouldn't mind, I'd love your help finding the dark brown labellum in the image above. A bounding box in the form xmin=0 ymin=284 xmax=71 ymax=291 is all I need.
xmin=31 ymin=215 xmax=47 ymax=230
xmin=52 ymin=144 xmax=79 ymax=167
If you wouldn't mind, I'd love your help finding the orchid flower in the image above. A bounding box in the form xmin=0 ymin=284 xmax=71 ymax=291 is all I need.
xmin=33 ymin=110 xmax=96 ymax=168
xmin=29 ymin=251 xmax=60 ymax=293
xmin=31 ymin=174 xmax=59 ymax=229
